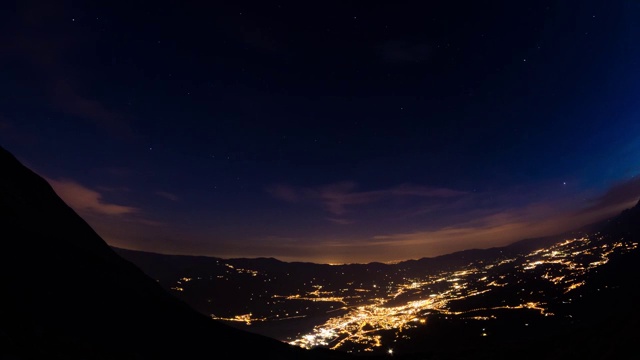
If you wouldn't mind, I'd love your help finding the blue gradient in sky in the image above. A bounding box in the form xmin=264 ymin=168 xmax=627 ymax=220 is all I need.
xmin=1 ymin=0 xmax=640 ymax=263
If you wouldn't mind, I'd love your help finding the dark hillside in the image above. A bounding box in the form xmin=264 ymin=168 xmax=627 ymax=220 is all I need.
xmin=0 ymin=144 xmax=350 ymax=360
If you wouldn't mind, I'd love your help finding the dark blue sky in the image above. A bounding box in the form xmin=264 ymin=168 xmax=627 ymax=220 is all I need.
xmin=2 ymin=0 xmax=640 ymax=263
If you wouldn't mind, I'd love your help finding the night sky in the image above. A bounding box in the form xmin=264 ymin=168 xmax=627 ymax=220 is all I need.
xmin=2 ymin=1 xmax=640 ymax=264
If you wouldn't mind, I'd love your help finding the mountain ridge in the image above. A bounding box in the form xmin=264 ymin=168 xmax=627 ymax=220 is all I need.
xmin=111 ymin=224 xmax=609 ymax=268
xmin=113 ymin=197 xmax=640 ymax=359
xmin=0 ymin=144 xmax=351 ymax=360
xmin=112 ymin=200 xmax=639 ymax=267
xmin=4 ymin=141 xmax=639 ymax=359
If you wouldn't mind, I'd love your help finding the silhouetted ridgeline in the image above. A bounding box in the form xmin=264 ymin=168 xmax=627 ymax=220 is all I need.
xmin=0 ymin=145 xmax=351 ymax=360
xmin=116 ymin=201 xmax=640 ymax=359
xmin=2 ymin=142 xmax=640 ymax=360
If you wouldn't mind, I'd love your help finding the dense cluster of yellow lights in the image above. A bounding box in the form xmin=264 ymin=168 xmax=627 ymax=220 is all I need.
xmin=287 ymin=234 xmax=637 ymax=351
xmin=176 ymin=233 xmax=637 ymax=353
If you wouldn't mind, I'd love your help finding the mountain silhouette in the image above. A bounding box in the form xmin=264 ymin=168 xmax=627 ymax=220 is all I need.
xmin=0 ymin=144 xmax=351 ymax=360
xmin=115 ymin=199 xmax=640 ymax=359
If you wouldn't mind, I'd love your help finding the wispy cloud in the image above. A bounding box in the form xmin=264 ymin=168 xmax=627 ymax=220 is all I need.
xmin=364 ymin=180 xmax=640 ymax=258
xmin=268 ymin=181 xmax=467 ymax=217
xmin=47 ymin=178 xmax=138 ymax=216
xmin=267 ymin=184 xmax=301 ymax=202
xmin=156 ymin=191 xmax=180 ymax=201
xmin=109 ymin=178 xmax=640 ymax=265
xmin=370 ymin=205 xmax=566 ymax=249
xmin=580 ymin=175 xmax=640 ymax=215
xmin=8 ymin=2 xmax=134 ymax=139
xmin=327 ymin=218 xmax=354 ymax=225
xmin=50 ymin=79 xmax=134 ymax=139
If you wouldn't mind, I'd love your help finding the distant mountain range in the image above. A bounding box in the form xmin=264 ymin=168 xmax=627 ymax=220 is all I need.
xmin=2 ymin=142 xmax=639 ymax=360
xmin=0 ymin=145 xmax=350 ymax=360
xmin=115 ymin=200 xmax=640 ymax=359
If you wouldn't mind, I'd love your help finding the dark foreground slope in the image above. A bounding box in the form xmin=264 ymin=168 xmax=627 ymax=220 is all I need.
xmin=0 ymin=145 xmax=350 ymax=360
